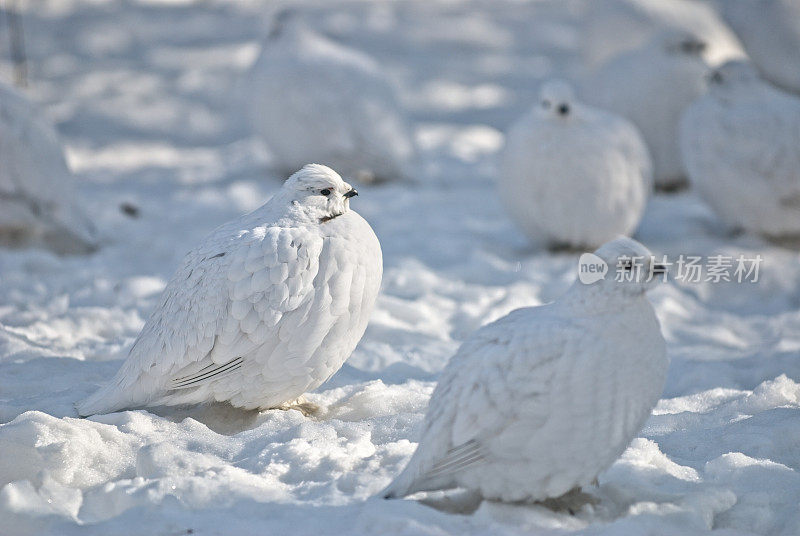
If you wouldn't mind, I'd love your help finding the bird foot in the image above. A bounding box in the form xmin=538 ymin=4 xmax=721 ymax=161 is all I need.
xmin=538 ymin=487 xmax=599 ymax=514
xmin=275 ymin=396 xmax=322 ymax=417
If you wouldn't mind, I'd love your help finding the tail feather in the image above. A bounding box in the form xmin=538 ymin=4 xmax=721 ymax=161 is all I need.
xmin=379 ymin=458 xmax=440 ymax=500
xmin=75 ymin=383 xmax=133 ymax=417
xmin=380 ymin=452 xmax=421 ymax=499
xmin=380 ymin=467 xmax=454 ymax=499
xmin=380 ymin=471 xmax=415 ymax=500
xmin=380 ymin=440 xmax=485 ymax=499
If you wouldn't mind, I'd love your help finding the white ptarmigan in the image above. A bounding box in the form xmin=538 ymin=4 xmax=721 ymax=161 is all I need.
xmin=580 ymin=0 xmax=745 ymax=70
xmin=246 ymin=12 xmax=416 ymax=183
xmin=679 ymin=61 xmax=800 ymax=240
xmin=382 ymin=237 xmax=668 ymax=502
xmin=77 ymin=164 xmax=382 ymax=416
xmin=0 ymin=81 xmax=96 ymax=254
xmin=582 ymin=30 xmax=709 ymax=189
xmin=498 ymin=80 xmax=652 ymax=249
xmin=715 ymin=0 xmax=800 ymax=95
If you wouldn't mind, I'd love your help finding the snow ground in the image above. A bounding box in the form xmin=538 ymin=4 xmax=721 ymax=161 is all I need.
xmin=1 ymin=1 xmax=799 ymax=535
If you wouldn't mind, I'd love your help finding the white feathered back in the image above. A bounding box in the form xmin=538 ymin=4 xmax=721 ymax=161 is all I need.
xmin=680 ymin=61 xmax=800 ymax=238
xmin=247 ymin=17 xmax=416 ymax=182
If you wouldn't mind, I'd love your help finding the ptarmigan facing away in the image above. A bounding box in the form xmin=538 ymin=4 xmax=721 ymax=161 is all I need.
xmin=580 ymin=0 xmax=744 ymax=70
xmin=77 ymin=164 xmax=382 ymax=416
xmin=382 ymin=237 xmax=668 ymax=502
xmin=246 ymin=12 xmax=416 ymax=183
xmin=582 ymin=30 xmax=708 ymax=189
xmin=0 ymin=81 xmax=96 ymax=254
xmin=680 ymin=61 xmax=800 ymax=240
xmin=716 ymin=0 xmax=800 ymax=94
xmin=498 ymin=80 xmax=652 ymax=250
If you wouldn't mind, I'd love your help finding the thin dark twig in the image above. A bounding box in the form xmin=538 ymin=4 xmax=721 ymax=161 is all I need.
xmin=3 ymin=0 xmax=27 ymax=87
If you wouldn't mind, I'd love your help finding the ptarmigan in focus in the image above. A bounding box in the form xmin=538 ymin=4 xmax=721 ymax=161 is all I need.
xmin=715 ymin=0 xmax=800 ymax=94
xmin=382 ymin=237 xmax=668 ymax=502
xmin=77 ymin=164 xmax=382 ymax=416
xmin=0 ymin=81 xmax=96 ymax=254
xmin=246 ymin=11 xmax=416 ymax=183
xmin=498 ymin=80 xmax=652 ymax=250
xmin=680 ymin=61 xmax=800 ymax=240
xmin=582 ymin=30 xmax=709 ymax=189
xmin=580 ymin=0 xmax=745 ymax=70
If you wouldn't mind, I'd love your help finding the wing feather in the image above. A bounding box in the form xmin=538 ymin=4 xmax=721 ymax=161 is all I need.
xmin=388 ymin=308 xmax=574 ymax=496
xmin=110 ymin=222 xmax=323 ymax=401
xmin=170 ymin=356 xmax=244 ymax=389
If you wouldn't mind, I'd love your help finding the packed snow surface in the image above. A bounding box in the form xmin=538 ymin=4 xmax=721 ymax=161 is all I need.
xmin=1 ymin=1 xmax=799 ymax=535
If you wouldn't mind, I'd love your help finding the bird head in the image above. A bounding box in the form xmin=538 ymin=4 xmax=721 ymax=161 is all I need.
xmin=537 ymin=79 xmax=576 ymax=120
xmin=283 ymin=164 xmax=358 ymax=224
xmin=579 ymin=237 xmax=666 ymax=298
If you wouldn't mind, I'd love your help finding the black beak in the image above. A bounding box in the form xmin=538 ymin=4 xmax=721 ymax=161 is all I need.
xmin=652 ymin=263 xmax=667 ymax=276
xmin=344 ymin=189 xmax=358 ymax=198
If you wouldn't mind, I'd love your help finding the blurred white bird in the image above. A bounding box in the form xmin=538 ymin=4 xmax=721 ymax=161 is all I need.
xmin=77 ymin=164 xmax=382 ymax=416
xmin=0 ymin=81 xmax=96 ymax=254
xmin=382 ymin=237 xmax=668 ymax=502
xmin=580 ymin=0 xmax=745 ymax=70
xmin=582 ymin=30 xmax=709 ymax=189
xmin=498 ymin=80 xmax=652 ymax=249
xmin=246 ymin=12 xmax=417 ymax=183
xmin=680 ymin=61 xmax=800 ymax=240
xmin=715 ymin=0 xmax=800 ymax=95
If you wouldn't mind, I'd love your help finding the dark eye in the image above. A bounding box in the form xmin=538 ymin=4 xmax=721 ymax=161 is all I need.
xmin=542 ymin=99 xmax=551 ymax=109
xmin=320 ymin=189 xmax=331 ymax=196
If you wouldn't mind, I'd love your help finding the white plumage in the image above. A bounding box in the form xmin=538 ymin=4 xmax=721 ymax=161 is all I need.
xmin=498 ymin=80 xmax=652 ymax=249
xmin=382 ymin=237 xmax=668 ymax=502
xmin=582 ymin=30 xmax=708 ymax=189
xmin=715 ymin=0 xmax=800 ymax=95
xmin=0 ymin=81 xmax=96 ymax=254
xmin=580 ymin=0 xmax=745 ymax=70
xmin=77 ymin=164 xmax=382 ymax=416
xmin=679 ymin=61 xmax=800 ymax=240
xmin=246 ymin=13 xmax=416 ymax=183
